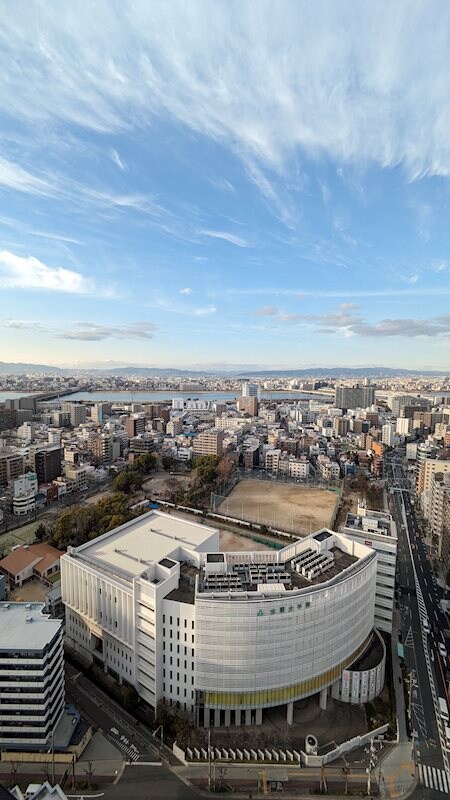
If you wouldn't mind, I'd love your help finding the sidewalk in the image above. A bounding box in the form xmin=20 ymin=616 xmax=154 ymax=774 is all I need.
xmin=378 ymin=611 xmax=416 ymax=798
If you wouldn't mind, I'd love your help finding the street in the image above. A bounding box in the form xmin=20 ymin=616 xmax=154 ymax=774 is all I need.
xmin=385 ymin=449 xmax=450 ymax=797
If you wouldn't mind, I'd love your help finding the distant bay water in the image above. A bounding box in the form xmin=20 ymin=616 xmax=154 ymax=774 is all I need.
xmin=60 ymin=390 xmax=326 ymax=403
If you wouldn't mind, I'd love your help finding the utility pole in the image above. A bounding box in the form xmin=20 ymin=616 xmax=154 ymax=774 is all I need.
xmin=208 ymin=728 xmax=212 ymax=792
xmin=51 ymin=729 xmax=55 ymax=785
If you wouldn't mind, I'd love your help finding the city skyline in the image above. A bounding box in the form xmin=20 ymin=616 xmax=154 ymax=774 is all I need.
xmin=1 ymin=2 xmax=450 ymax=370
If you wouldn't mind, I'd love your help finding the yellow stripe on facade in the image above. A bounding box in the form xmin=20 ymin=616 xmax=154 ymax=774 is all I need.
xmin=204 ymin=636 xmax=369 ymax=708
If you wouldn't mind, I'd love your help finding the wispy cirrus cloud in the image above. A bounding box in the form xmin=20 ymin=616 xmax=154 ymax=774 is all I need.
xmin=200 ymin=229 xmax=251 ymax=248
xmin=110 ymin=148 xmax=127 ymax=171
xmin=2 ymin=2 xmax=450 ymax=218
xmin=0 ymin=250 xmax=92 ymax=294
xmin=0 ymin=319 xmax=157 ymax=342
xmin=60 ymin=322 xmax=157 ymax=341
xmin=254 ymin=306 xmax=279 ymax=316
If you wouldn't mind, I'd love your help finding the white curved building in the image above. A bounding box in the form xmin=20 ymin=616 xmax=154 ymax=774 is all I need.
xmin=61 ymin=510 xmax=379 ymax=727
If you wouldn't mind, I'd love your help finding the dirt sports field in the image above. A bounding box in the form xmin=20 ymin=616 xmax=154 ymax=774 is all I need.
xmin=217 ymin=480 xmax=339 ymax=535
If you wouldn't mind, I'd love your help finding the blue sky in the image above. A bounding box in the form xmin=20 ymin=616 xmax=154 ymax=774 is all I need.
xmin=1 ymin=1 xmax=450 ymax=370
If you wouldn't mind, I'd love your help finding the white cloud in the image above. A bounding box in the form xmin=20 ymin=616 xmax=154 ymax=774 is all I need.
xmin=2 ymin=2 xmax=450 ymax=207
xmin=0 ymin=251 xmax=92 ymax=294
xmin=180 ymin=287 xmax=193 ymax=295
xmin=110 ymin=148 xmax=127 ymax=171
xmin=0 ymin=156 xmax=55 ymax=197
xmin=60 ymin=322 xmax=157 ymax=341
xmin=200 ymin=229 xmax=251 ymax=248
xmin=192 ymin=305 xmax=217 ymax=316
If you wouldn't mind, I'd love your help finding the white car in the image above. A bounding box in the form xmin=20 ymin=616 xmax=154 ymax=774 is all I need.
xmin=438 ymin=642 xmax=447 ymax=659
xmin=423 ymin=618 xmax=431 ymax=634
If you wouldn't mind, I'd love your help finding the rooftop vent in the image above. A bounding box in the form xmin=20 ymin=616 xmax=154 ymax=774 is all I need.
xmin=25 ymin=615 xmax=33 ymax=623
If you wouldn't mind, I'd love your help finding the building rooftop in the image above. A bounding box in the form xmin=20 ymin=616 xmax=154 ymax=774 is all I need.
xmin=344 ymin=510 xmax=396 ymax=539
xmin=0 ymin=543 xmax=61 ymax=578
xmin=75 ymin=510 xmax=218 ymax=578
xmin=0 ymin=602 xmax=62 ymax=651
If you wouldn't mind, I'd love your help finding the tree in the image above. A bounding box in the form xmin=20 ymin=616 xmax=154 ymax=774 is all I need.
xmin=134 ymin=453 xmax=157 ymax=474
xmin=162 ymin=455 xmax=176 ymax=471
xmin=123 ymin=685 xmax=139 ymax=711
xmin=112 ymin=471 xmax=144 ymax=494
xmin=35 ymin=522 xmax=48 ymax=541
xmin=194 ymin=455 xmax=221 ymax=485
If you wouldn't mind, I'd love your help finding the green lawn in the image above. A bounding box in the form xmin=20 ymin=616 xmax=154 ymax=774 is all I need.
xmin=47 ymin=570 xmax=61 ymax=584
xmin=0 ymin=519 xmax=42 ymax=556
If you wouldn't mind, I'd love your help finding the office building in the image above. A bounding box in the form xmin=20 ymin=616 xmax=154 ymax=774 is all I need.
xmin=193 ymin=429 xmax=224 ymax=457
xmin=241 ymin=382 xmax=261 ymax=400
xmin=335 ymin=384 xmax=375 ymax=411
xmin=339 ymin=501 xmax=397 ymax=632
xmin=35 ymin=447 xmax=62 ymax=485
xmin=61 ymin=511 xmax=381 ymax=727
xmin=0 ymin=602 xmax=64 ymax=750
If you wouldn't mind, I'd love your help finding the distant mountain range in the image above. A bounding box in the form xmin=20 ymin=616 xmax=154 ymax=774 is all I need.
xmin=0 ymin=361 xmax=449 ymax=378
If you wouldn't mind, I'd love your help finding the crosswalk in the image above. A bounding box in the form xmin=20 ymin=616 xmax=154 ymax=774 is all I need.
xmin=109 ymin=727 xmax=140 ymax=761
xmin=417 ymin=763 xmax=449 ymax=793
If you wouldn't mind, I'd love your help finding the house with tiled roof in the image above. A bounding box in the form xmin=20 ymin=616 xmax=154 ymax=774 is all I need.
xmin=0 ymin=543 xmax=61 ymax=588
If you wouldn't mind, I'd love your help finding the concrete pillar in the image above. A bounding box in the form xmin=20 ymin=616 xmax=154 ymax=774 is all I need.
xmin=235 ymin=709 xmax=241 ymax=726
xmin=214 ymin=709 xmax=221 ymax=727
xmin=224 ymin=709 xmax=231 ymax=727
xmin=204 ymin=709 xmax=210 ymax=728
xmin=245 ymin=709 xmax=252 ymax=726
xmin=286 ymin=701 xmax=294 ymax=726
xmin=319 ymin=687 xmax=327 ymax=711
xmin=255 ymin=708 xmax=263 ymax=726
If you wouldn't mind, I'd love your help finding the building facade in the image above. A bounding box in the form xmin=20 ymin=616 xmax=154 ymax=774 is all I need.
xmin=339 ymin=501 xmax=397 ymax=632
xmin=61 ymin=512 xmax=379 ymax=727
xmin=0 ymin=602 xmax=64 ymax=750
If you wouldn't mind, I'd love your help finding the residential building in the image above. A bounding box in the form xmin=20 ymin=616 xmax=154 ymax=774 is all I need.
xmin=129 ymin=434 xmax=156 ymax=454
xmin=335 ymin=384 xmax=375 ymax=410
xmin=35 ymin=447 xmax=62 ymax=485
xmin=237 ymin=396 xmax=259 ymax=416
xmin=428 ymin=471 xmax=450 ymax=553
xmin=125 ymin=414 xmax=146 ymax=439
xmin=62 ymin=403 xmax=86 ymax=427
xmin=12 ymin=472 xmax=38 ymax=516
xmin=418 ymin=458 xmax=450 ymax=508
xmin=0 ymin=602 xmax=64 ymax=750
xmin=339 ymin=501 xmax=397 ymax=632
xmin=61 ymin=512 xmax=382 ymax=726
xmin=193 ymin=429 xmax=224 ymax=457
xmin=265 ymin=448 xmax=281 ymax=473
xmin=166 ymin=419 xmax=184 ymax=436
xmin=0 ymin=543 xmax=61 ymax=589
xmin=92 ymin=433 xmax=113 ymax=464
xmin=0 ymin=448 xmax=24 ymax=487
xmin=396 ymin=417 xmax=412 ymax=436
xmin=382 ymin=424 xmax=395 ymax=447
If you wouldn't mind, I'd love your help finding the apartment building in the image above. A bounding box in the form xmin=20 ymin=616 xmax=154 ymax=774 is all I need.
xmin=193 ymin=429 xmax=224 ymax=457
xmin=0 ymin=447 xmax=24 ymax=487
xmin=0 ymin=602 xmax=64 ymax=750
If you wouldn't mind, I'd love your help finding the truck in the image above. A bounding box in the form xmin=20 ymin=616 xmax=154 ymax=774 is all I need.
xmin=438 ymin=696 xmax=449 ymax=724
